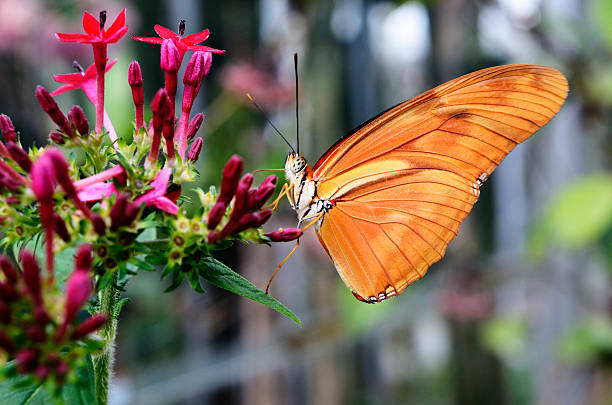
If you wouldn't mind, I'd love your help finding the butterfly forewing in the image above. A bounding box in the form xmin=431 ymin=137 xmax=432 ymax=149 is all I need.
xmin=312 ymin=64 xmax=568 ymax=303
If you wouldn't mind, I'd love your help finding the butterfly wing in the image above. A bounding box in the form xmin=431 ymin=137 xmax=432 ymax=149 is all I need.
xmin=312 ymin=64 xmax=568 ymax=303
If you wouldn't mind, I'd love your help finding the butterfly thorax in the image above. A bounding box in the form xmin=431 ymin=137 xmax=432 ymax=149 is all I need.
xmin=285 ymin=154 xmax=330 ymax=223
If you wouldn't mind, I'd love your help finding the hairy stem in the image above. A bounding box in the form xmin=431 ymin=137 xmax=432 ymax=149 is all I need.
xmin=94 ymin=271 xmax=118 ymax=405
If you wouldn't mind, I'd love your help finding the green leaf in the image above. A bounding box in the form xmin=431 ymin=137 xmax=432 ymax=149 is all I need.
xmin=164 ymin=271 xmax=185 ymax=292
xmin=114 ymin=297 xmax=131 ymax=318
xmin=528 ymin=174 xmax=612 ymax=259
xmin=198 ymin=257 xmax=301 ymax=325
xmin=559 ymin=316 xmax=612 ymax=364
xmin=187 ymin=270 xmax=206 ymax=294
xmin=114 ymin=151 xmax=135 ymax=178
xmin=591 ymin=0 xmax=612 ymax=51
xmin=0 ymin=356 xmax=95 ymax=405
xmin=480 ymin=316 xmax=527 ymax=358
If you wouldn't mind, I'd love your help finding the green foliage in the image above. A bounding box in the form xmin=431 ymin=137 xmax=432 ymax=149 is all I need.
xmin=528 ymin=174 xmax=612 ymax=260
xmin=591 ymin=0 xmax=612 ymax=51
xmin=480 ymin=316 xmax=527 ymax=358
xmin=198 ymin=257 xmax=301 ymax=325
xmin=0 ymin=356 xmax=95 ymax=405
xmin=560 ymin=316 xmax=612 ymax=365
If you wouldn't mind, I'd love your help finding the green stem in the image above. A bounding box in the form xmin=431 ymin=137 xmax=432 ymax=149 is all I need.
xmin=93 ymin=271 xmax=119 ymax=405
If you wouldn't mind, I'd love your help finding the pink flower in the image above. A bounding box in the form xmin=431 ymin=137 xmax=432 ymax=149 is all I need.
xmin=51 ymin=60 xmax=117 ymax=97
xmin=55 ymin=9 xmax=128 ymax=45
xmin=51 ymin=60 xmax=118 ymax=143
xmin=133 ymin=21 xmax=224 ymax=60
xmin=134 ymin=168 xmax=179 ymax=215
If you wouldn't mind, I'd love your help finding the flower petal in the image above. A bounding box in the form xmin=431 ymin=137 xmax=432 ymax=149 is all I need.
xmin=149 ymin=168 xmax=172 ymax=195
xmin=82 ymin=11 xmax=100 ymax=36
xmin=105 ymin=58 xmax=119 ymax=73
xmin=106 ymin=26 xmax=129 ymax=43
xmin=53 ymin=72 xmax=85 ymax=84
xmin=54 ymin=32 xmax=91 ymax=43
xmin=150 ymin=196 xmax=179 ymax=215
xmin=154 ymin=25 xmax=179 ymax=40
xmin=182 ymin=29 xmax=210 ymax=45
xmin=132 ymin=35 xmax=164 ymax=44
xmin=185 ymin=44 xmax=226 ymax=54
xmin=77 ymin=182 xmax=117 ymax=202
xmin=50 ymin=83 xmax=79 ymax=97
xmin=105 ymin=9 xmax=126 ymax=37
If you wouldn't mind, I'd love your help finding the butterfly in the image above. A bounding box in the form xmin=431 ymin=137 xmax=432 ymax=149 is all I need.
xmin=274 ymin=64 xmax=568 ymax=303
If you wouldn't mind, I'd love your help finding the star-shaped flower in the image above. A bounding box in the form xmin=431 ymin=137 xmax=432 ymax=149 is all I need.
xmin=51 ymin=60 xmax=118 ymax=144
xmin=133 ymin=23 xmax=224 ymax=59
xmin=51 ymin=59 xmax=117 ymax=99
xmin=55 ymin=9 xmax=128 ymax=44
xmin=134 ymin=169 xmax=179 ymax=215
xmin=75 ymin=167 xmax=179 ymax=215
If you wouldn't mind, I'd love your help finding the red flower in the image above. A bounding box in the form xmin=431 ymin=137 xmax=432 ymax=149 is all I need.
xmin=55 ymin=9 xmax=128 ymax=44
xmin=51 ymin=60 xmax=117 ymax=98
xmin=133 ymin=23 xmax=224 ymax=59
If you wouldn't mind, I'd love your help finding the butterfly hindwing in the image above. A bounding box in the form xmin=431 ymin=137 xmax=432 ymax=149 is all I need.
xmin=312 ymin=64 xmax=568 ymax=302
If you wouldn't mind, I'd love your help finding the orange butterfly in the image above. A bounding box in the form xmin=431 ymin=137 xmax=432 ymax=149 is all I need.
xmin=272 ymin=64 xmax=568 ymax=303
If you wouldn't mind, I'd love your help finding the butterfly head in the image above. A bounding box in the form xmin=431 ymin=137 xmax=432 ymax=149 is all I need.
xmin=286 ymin=153 xmax=307 ymax=174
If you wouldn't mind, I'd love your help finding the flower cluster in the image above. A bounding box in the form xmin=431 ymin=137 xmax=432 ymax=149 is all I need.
xmin=0 ymin=245 xmax=106 ymax=388
xmin=0 ymin=8 xmax=303 ymax=401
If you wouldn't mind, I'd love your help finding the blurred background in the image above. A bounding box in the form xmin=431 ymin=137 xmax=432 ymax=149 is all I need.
xmin=1 ymin=0 xmax=612 ymax=404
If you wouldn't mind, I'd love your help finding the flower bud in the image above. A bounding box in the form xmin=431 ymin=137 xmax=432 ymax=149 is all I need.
xmin=0 ymin=281 xmax=16 ymax=301
xmin=26 ymin=325 xmax=46 ymax=342
xmin=249 ymin=175 xmax=277 ymax=210
xmin=64 ymin=268 xmax=92 ymax=326
xmin=0 ymin=114 xmax=17 ymax=143
xmin=110 ymin=193 xmax=128 ymax=231
xmin=49 ymin=131 xmax=65 ymax=145
xmin=218 ymin=155 xmax=243 ymax=204
xmin=16 ymin=348 xmax=39 ymax=373
xmin=20 ymin=251 xmax=42 ymax=305
xmin=0 ymin=330 xmax=14 ymax=351
xmin=72 ymin=314 xmax=108 ymax=340
xmin=35 ymin=365 xmax=49 ymax=380
xmin=265 ymin=228 xmax=303 ymax=242
xmin=254 ymin=209 xmax=272 ymax=226
xmin=232 ymin=174 xmax=254 ymax=218
xmin=92 ymin=213 xmax=106 ymax=235
xmin=186 ymin=113 xmax=204 ymax=140
xmin=35 ymin=86 xmax=73 ymax=137
xmin=75 ymin=244 xmax=93 ymax=270
xmin=160 ymin=39 xmax=180 ymax=73
xmin=207 ymin=230 xmax=219 ymax=244
xmin=0 ymin=301 xmax=10 ymax=323
xmin=68 ymin=105 xmax=89 ymax=135
xmin=232 ymin=213 xmax=259 ymax=234
xmin=151 ymin=88 xmax=170 ymax=129
xmin=207 ymin=201 xmax=226 ymax=230
xmin=30 ymin=157 xmax=56 ymax=201
xmin=187 ymin=137 xmax=203 ymax=162
xmin=53 ymin=213 xmax=71 ymax=242
xmin=0 ymin=256 xmax=18 ymax=284
xmin=183 ymin=52 xmax=208 ymax=86
xmin=128 ymin=61 xmax=143 ymax=87
xmin=6 ymin=141 xmax=32 ymax=173
xmin=128 ymin=61 xmax=145 ymax=128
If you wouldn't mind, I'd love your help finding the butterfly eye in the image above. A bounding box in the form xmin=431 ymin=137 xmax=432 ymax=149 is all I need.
xmin=290 ymin=156 xmax=306 ymax=174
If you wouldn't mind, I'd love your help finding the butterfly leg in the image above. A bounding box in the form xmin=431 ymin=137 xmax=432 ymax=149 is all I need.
xmin=266 ymin=238 xmax=300 ymax=294
xmin=265 ymin=211 xmax=324 ymax=294
xmin=263 ymin=183 xmax=293 ymax=211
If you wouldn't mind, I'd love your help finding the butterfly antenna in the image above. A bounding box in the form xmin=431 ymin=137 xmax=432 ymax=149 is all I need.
xmin=294 ymin=52 xmax=300 ymax=155
xmin=247 ymin=93 xmax=296 ymax=154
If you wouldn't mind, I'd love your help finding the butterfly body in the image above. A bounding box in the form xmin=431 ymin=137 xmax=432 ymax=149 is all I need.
xmin=282 ymin=64 xmax=569 ymax=304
